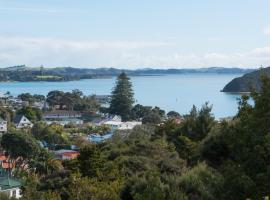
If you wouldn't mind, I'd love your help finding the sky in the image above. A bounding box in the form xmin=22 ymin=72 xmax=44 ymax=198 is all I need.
xmin=0 ymin=0 xmax=270 ymax=69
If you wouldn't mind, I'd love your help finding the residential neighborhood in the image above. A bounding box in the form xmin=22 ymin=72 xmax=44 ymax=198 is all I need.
xmin=0 ymin=74 xmax=184 ymax=199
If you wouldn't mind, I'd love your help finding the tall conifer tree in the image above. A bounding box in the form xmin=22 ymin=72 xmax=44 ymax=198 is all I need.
xmin=109 ymin=72 xmax=134 ymax=121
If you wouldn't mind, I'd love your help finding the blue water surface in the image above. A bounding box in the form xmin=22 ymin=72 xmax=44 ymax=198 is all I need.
xmin=0 ymin=74 xmax=243 ymax=118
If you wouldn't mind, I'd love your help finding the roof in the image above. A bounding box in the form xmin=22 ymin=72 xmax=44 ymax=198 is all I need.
xmin=13 ymin=114 xmax=24 ymax=124
xmin=2 ymin=162 xmax=15 ymax=169
xmin=54 ymin=149 xmax=78 ymax=155
xmin=0 ymin=176 xmax=21 ymax=190
xmin=0 ymin=117 xmax=6 ymax=122
xmin=0 ymin=155 xmax=7 ymax=161
xmin=62 ymin=152 xmax=79 ymax=156
xmin=44 ymin=110 xmax=81 ymax=115
xmin=104 ymin=121 xmax=123 ymax=126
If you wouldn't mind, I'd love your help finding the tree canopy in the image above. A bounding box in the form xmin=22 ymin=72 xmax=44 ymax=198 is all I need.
xmin=109 ymin=72 xmax=134 ymax=121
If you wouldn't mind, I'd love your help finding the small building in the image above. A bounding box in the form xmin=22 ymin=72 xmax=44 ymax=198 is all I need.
xmin=54 ymin=149 xmax=80 ymax=160
xmin=0 ymin=118 xmax=7 ymax=133
xmin=13 ymin=115 xmax=33 ymax=129
xmin=104 ymin=121 xmax=142 ymax=130
xmin=95 ymin=115 xmax=122 ymax=126
xmin=45 ymin=118 xmax=83 ymax=126
xmin=43 ymin=110 xmax=82 ymax=119
xmin=0 ymin=159 xmax=21 ymax=199
xmin=0 ymin=176 xmax=22 ymax=199
xmin=44 ymin=110 xmax=83 ymax=126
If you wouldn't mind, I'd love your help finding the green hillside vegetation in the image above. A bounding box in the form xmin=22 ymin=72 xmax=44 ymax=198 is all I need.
xmin=0 ymin=65 xmax=254 ymax=82
xmin=222 ymin=67 xmax=270 ymax=92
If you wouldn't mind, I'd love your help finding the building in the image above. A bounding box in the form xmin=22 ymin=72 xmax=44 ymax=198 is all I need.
xmin=44 ymin=110 xmax=83 ymax=126
xmin=13 ymin=115 xmax=33 ymax=129
xmin=0 ymin=155 xmax=21 ymax=199
xmin=45 ymin=118 xmax=83 ymax=126
xmin=0 ymin=176 xmax=22 ymax=198
xmin=0 ymin=118 xmax=7 ymax=133
xmin=104 ymin=121 xmax=142 ymax=130
xmin=54 ymin=149 xmax=80 ymax=160
xmin=44 ymin=110 xmax=82 ymax=119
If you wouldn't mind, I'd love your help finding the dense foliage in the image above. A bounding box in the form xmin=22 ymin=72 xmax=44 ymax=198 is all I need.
xmin=2 ymin=74 xmax=270 ymax=199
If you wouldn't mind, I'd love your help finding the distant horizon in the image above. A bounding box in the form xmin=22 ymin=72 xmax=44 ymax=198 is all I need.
xmin=0 ymin=64 xmax=261 ymax=70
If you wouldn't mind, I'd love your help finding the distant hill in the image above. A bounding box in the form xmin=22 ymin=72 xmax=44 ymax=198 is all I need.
xmin=0 ymin=66 xmax=255 ymax=82
xmin=222 ymin=67 xmax=270 ymax=92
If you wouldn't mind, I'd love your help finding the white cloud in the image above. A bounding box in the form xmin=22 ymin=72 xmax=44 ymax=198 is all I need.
xmin=0 ymin=36 xmax=269 ymax=68
xmin=263 ymin=26 xmax=270 ymax=35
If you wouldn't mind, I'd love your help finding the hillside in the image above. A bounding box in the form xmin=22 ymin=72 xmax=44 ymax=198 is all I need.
xmin=0 ymin=65 xmax=255 ymax=82
xmin=222 ymin=67 xmax=270 ymax=92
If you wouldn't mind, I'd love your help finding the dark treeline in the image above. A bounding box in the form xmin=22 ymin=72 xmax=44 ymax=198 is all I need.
xmin=0 ymin=65 xmax=254 ymax=82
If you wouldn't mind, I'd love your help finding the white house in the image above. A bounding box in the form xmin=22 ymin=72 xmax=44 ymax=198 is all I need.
xmin=13 ymin=115 xmax=33 ymax=129
xmin=118 ymin=121 xmax=142 ymax=130
xmin=0 ymin=118 xmax=7 ymax=133
xmin=45 ymin=118 xmax=83 ymax=126
xmin=104 ymin=121 xmax=142 ymax=130
xmin=43 ymin=110 xmax=83 ymax=126
xmin=43 ymin=110 xmax=82 ymax=119
xmin=95 ymin=115 xmax=122 ymax=126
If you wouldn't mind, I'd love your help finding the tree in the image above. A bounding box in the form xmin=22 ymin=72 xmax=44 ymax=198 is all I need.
xmin=17 ymin=106 xmax=42 ymax=122
xmin=78 ymin=145 xmax=105 ymax=178
xmin=167 ymin=111 xmax=181 ymax=119
xmin=109 ymin=72 xmax=134 ymax=121
xmin=1 ymin=132 xmax=41 ymax=163
xmin=181 ymin=103 xmax=215 ymax=141
xmin=142 ymin=112 xmax=162 ymax=124
xmin=131 ymin=104 xmax=152 ymax=120
xmin=46 ymin=91 xmax=65 ymax=109
xmin=18 ymin=93 xmax=35 ymax=105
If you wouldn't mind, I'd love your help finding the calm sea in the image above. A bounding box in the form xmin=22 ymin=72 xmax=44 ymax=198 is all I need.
xmin=0 ymin=74 xmax=243 ymax=119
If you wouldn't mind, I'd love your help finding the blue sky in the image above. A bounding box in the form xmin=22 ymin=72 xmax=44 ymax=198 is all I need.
xmin=0 ymin=0 xmax=270 ymax=68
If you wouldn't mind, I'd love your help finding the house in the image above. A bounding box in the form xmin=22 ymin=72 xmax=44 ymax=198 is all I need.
xmin=54 ymin=149 xmax=80 ymax=160
xmin=44 ymin=110 xmax=82 ymax=119
xmin=0 ymin=92 xmax=8 ymax=106
xmin=32 ymin=101 xmax=48 ymax=110
xmin=95 ymin=115 xmax=122 ymax=126
xmin=0 ymin=155 xmax=21 ymax=199
xmin=44 ymin=110 xmax=83 ymax=126
xmin=0 ymin=176 xmax=22 ymax=198
xmin=45 ymin=118 xmax=83 ymax=126
xmin=0 ymin=118 xmax=7 ymax=133
xmin=118 ymin=121 xmax=142 ymax=130
xmin=104 ymin=121 xmax=142 ymax=130
xmin=13 ymin=115 xmax=33 ymax=129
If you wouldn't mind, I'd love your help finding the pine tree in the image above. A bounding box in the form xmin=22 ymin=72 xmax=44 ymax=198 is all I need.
xmin=109 ymin=72 xmax=134 ymax=121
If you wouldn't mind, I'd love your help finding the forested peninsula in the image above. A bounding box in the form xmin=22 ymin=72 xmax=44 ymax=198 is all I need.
xmin=222 ymin=67 xmax=270 ymax=92
xmin=0 ymin=65 xmax=254 ymax=82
